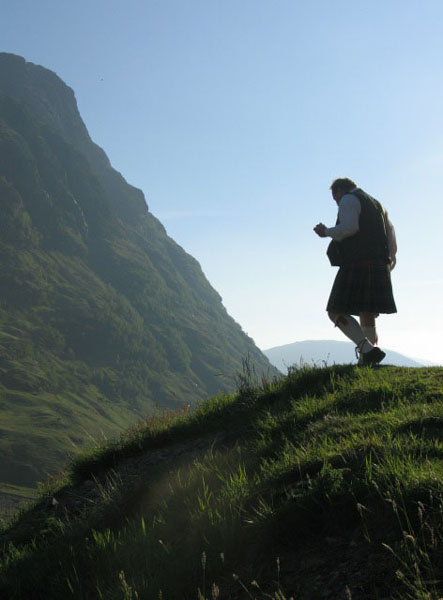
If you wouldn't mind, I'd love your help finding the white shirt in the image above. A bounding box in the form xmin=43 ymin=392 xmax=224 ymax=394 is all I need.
xmin=325 ymin=193 xmax=397 ymax=268
xmin=325 ymin=194 xmax=361 ymax=241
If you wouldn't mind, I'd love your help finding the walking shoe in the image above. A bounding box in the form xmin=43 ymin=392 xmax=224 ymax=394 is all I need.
xmin=359 ymin=346 xmax=386 ymax=366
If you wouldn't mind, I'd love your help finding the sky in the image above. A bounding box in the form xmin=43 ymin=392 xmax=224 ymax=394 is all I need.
xmin=1 ymin=0 xmax=443 ymax=364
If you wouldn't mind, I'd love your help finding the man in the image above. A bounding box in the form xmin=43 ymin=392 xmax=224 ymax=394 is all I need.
xmin=314 ymin=177 xmax=397 ymax=366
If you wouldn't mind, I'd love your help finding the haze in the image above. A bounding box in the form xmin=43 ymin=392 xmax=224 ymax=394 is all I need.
xmin=1 ymin=0 xmax=442 ymax=364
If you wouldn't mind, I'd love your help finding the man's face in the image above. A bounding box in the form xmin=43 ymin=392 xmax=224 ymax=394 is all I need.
xmin=332 ymin=188 xmax=344 ymax=204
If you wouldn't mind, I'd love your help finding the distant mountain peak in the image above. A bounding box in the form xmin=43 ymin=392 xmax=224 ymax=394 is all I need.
xmin=263 ymin=339 xmax=426 ymax=372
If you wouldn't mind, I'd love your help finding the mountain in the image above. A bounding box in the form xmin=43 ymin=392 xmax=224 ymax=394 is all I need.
xmin=263 ymin=339 xmax=426 ymax=372
xmin=1 ymin=365 xmax=443 ymax=599
xmin=0 ymin=53 xmax=275 ymax=503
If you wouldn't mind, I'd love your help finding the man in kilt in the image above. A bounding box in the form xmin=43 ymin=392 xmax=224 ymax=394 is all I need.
xmin=314 ymin=178 xmax=397 ymax=366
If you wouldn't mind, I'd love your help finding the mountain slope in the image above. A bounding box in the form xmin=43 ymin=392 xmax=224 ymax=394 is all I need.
xmin=0 ymin=53 xmax=275 ymax=501
xmin=264 ymin=339 xmax=426 ymax=372
xmin=1 ymin=365 xmax=443 ymax=599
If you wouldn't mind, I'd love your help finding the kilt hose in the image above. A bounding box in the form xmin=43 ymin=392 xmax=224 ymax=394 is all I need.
xmin=326 ymin=261 xmax=397 ymax=316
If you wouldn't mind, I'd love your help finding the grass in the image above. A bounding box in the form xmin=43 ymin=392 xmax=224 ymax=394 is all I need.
xmin=0 ymin=385 xmax=138 ymax=509
xmin=1 ymin=364 xmax=443 ymax=598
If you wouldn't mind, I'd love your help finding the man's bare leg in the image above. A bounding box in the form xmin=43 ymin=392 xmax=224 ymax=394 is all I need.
xmin=328 ymin=311 xmax=385 ymax=365
xmin=328 ymin=312 xmax=374 ymax=351
xmin=360 ymin=312 xmax=378 ymax=345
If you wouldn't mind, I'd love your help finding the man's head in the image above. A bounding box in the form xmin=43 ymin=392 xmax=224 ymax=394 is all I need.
xmin=330 ymin=177 xmax=357 ymax=203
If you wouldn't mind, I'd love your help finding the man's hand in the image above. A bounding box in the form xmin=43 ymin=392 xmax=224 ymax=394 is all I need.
xmin=314 ymin=223 xmax=327 ymax=237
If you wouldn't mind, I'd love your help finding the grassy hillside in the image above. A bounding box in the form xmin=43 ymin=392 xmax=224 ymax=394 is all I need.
xmin=1 ymin=364 xmax=443 ymax=599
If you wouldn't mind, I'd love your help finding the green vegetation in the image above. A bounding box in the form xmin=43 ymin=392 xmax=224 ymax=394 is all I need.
xmin=1 ymin=365 xmax=443 ymax=599
xmin=2 ymin=53 xmax=441 ymax=598
xmin=0 ymin=52 xmax=275 ymax=501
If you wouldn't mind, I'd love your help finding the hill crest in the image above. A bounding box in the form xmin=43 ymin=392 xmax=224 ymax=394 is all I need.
xmin=264 ymin=338 xmax=428 ymax=371
xmin=1 ymin=365 xmax=443 ymax=599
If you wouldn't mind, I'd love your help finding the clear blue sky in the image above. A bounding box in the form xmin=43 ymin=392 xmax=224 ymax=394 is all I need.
xmin=1 ymin=0 xmax=443 ymax=364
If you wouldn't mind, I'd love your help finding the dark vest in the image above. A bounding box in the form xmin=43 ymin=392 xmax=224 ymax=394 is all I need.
xmin=336 ymin=189 xmax=390 ymax=265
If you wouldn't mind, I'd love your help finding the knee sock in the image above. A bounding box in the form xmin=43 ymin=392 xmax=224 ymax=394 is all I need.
xmin=361 ymin=325 xmax=378 ymax=345
xmin=331 ymin=313 xmax=374 ymax=353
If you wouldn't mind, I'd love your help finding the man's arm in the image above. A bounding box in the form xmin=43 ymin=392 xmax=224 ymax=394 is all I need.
xmin=324 ymin=195 xmax=361 ymax=241
xmin=386 ymin=213 xmax=397 ymax=270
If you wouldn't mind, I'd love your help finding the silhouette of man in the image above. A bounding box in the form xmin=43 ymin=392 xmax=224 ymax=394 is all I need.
xmin=314 ymin=178 xmax=397 ymax=366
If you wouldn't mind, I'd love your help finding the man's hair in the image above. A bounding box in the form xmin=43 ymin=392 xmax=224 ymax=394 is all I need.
xmin=330 ymin=178 xmax=357 ymax=194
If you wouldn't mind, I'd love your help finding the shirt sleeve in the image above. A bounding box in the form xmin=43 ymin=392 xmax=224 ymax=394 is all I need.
xmin=324 ymin=194 xmax=361 ymax=241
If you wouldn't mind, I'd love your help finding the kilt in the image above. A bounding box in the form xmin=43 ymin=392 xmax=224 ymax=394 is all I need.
xmin=326 ymin=262 xmax=397 ymax=315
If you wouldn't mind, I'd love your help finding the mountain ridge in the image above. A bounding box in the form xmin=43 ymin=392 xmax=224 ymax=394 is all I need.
xmin=0 ymin=52 xmax=275 ymax=502
xmin=263 ymin=339 xmax=429 ymax=371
